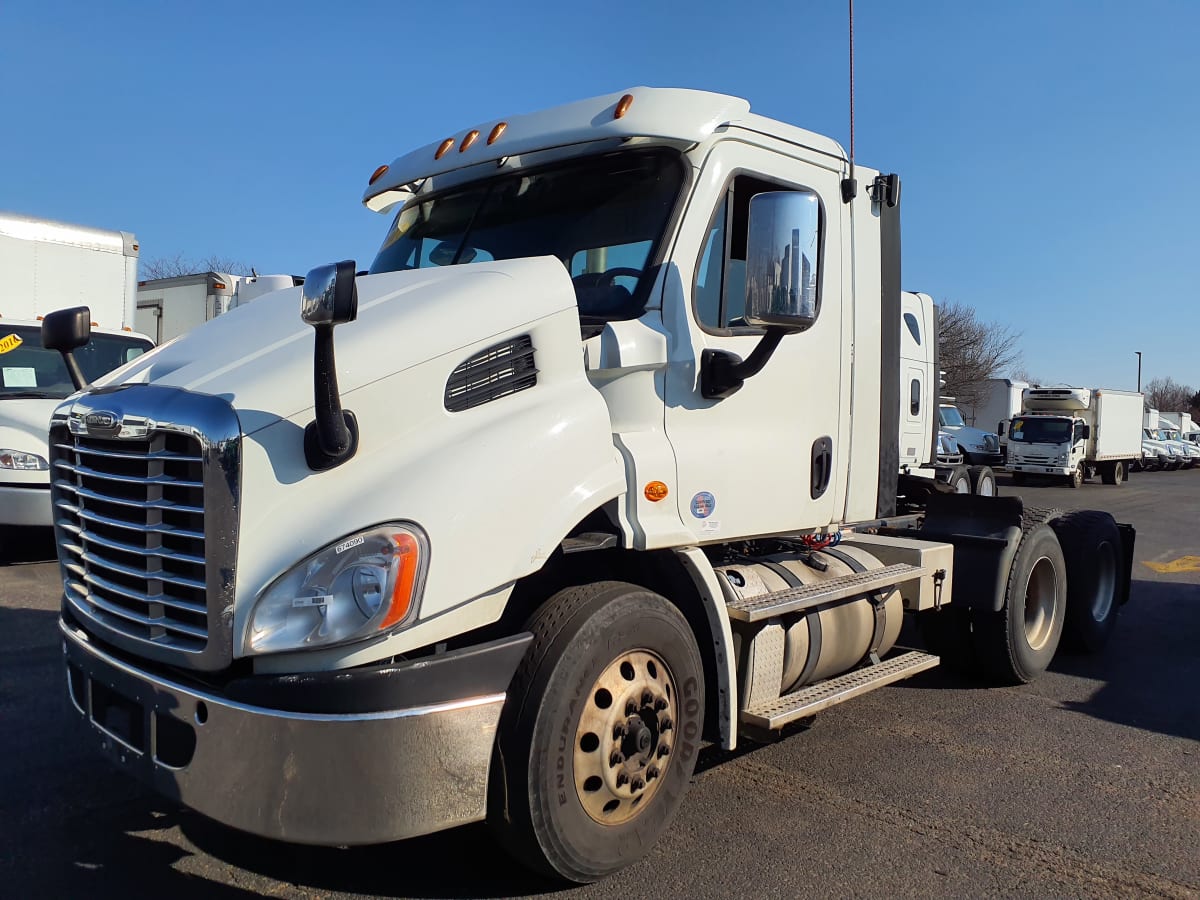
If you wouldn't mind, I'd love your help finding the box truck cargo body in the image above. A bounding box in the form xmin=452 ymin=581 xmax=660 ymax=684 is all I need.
xmin=136 ymin=272 xmax=300 ymax=343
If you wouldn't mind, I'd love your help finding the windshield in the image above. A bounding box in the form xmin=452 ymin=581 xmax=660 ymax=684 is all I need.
xmin=0 ymin=325 xmax=152 ymax=400
xmin=1010 ymin=416 xmax=1071 ymax=444
xmin=939 ymin=406 xmax=966 ymax=427
xmin=369 ymin=149 xmax=685 ymax=322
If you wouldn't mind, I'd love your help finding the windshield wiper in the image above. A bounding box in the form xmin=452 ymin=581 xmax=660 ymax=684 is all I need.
xmin=0 ymin=391 xmax=65 ymax=400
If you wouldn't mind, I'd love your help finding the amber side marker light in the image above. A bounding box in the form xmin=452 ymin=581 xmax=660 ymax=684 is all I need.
xmin=369 ymin=164 xmax=389 ymax=185
xmin=614 ymin=93 xmax=634 ymax=119
xmin=379 ymin=532 xmax=421 ymax=629
xmin=435 ymin=138 xmax=455 ymax=160
xmin=644 ymin=481 xmax=669 ymax=502
xmin=487 ymin=122 xmax=507 ymax=144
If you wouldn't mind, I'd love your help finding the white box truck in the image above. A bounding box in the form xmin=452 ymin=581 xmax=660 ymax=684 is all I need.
xmin=42 ymin=88 xmax=1135 ymax=882
xmin=0 ymin=211 xmax=153 ymax=537
xmin=1007 ymin=387 xmax=1143 ymax=487
xmin=136 ymin=272 xmax=300 ymax=344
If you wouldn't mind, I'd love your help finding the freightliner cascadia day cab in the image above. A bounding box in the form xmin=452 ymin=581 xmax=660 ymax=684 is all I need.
xmin=45 ymin=89 xmax=1135 ymax=882
xmin=0 ymin=212 xmax=153 ymax=541
xmin=1007 ymin=387 xmax=1144 ymax=488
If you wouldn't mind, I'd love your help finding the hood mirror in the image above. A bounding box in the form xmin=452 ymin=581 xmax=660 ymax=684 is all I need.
xmin=41 ymin=306 xmax=92 ymax=391
xmin=301 ymin=261 xmax=359 ymax=471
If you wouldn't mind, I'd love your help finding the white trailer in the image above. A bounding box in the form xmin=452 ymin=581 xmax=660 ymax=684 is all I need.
xmin=0 ymin=212 xmax=153 ymax=534
xmin=1161 ymin=411 xmax=1195 ymax=434
xmin=962 ymin=377 xmax=1029 ymax=434
xmin=136 ymin=272 xmax=299 ymax=343
xmin=1007 ymin=387 xmax=1143 ymax=487
xmin=44 ymin=88 xmax=1135 ymax=882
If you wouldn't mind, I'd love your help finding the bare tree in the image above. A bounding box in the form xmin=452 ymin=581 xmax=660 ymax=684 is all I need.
xmin=1144 ymin=376 xmax=1195 ymax=413
xmin=1009 ymin=367 xmax=1043 ymax=387
xmin=936 ymin=299 xmax=1023 ymax=409
xmin=1190 ymin=390 xmax=1200 ymax=419
xmin=140 ymin=253 xmax=253 ymax=280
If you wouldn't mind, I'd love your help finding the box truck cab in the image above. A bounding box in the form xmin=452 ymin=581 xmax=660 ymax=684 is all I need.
xmin=1007 ymin=386 xmax=1142 ymax=488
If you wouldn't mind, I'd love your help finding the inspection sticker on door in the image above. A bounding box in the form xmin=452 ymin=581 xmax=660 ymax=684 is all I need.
xmin=690 ymin=491 xmax=716 ymax=518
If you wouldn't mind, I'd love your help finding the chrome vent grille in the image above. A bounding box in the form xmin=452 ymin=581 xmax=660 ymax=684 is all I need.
xmin=444 ymin=335 xmax=537 ymax=412
xmin=53 ymin=432 xmax=209 ymax=651
xmin=49 ymin=386 xmax=241 ymax=672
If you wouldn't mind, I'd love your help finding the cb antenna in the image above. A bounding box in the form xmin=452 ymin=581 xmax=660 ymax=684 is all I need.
xmin=842 ymin=0 xmax=858 ymax=203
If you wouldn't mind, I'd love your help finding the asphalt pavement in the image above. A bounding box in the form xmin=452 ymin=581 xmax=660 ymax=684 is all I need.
xmin=2 ymin=469 xmax=1197 ymax=899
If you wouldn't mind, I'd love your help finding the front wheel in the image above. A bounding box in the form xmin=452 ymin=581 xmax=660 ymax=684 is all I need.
xmin=491 ymin=582 xmax=705 ymax=883
xmin=1068 ymin=462 xmax=1085 ymax=489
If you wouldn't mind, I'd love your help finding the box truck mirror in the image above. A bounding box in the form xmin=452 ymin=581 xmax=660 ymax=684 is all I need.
xmin=40 ymin=306 xmax=92 ymax=390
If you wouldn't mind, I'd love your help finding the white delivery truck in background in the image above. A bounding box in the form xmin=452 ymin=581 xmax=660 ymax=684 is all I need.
xmin=136 ymin=271 xmax=300 ymax=343
xmin=43 ymin=88 xmax=1135 ymax=882
xmin=1161 ymin=411 xmax=1194 ymax=434
xmin=963 ymin=377 xmax=1029 ymax=464
xmin=0 ymin=212 xmax=153 ymax=540
xmin=1155 ymin=414 xmax=1199 ymax=468
xmin=1007 ymin=386 xmax=1143 ymax=487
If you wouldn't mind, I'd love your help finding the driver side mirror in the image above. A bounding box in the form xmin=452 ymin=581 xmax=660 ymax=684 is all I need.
xmin=744 ymin=190 xmax=822 ymax=331
xmin=41 ymin=306 xmax=92 ymax=391
xmin=1081 ymin=424 xmax=1091 ymax=440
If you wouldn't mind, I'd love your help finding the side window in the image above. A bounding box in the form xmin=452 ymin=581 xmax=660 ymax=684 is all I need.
xmin=910 ymin=378 xmax=921 ymax=415
xmin=904 ymin=313 xmax=921 ymax=345
xmin=695 ymin=174 xmax=815 ymax=330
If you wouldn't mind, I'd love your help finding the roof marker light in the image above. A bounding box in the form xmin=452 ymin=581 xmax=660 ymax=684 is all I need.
xmin=459 ymin=129 xmax=480 ymax=153
xmin=369 ymin=164 xmax=389 ymax=185
xmin=487 ymin=122 xmax=507 ymax=145
xmin=435 ymin=138 xmax=455 ymax=160
xmin=614 ymin=93 xmax=634 ymax=119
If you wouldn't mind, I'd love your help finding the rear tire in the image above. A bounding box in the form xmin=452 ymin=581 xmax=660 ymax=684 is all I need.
xmin=490 ymin=582 xmax=704 ymax=883
xmin=947 ymin=464 xmax=971 ymax=494
xmin=1100 ymin=461 xmax=1125 ymax=485
xmin=968 ymin=465 xmax=997 ymax=496
xmin=972 ymin=522 xmax=1067 ymax=683
xmin=1051 ymin=511 xmax=1122 ymax=653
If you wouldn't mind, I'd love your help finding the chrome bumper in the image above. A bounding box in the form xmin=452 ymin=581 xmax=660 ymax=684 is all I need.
xmin=62 ymin=618 xmax=529 ymax=845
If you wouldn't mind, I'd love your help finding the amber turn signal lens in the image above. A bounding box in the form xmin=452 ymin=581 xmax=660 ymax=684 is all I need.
xmin=614 ymin=93 xmax=634 ymax=119
xmin=380 ymin=532 xmax=421 ymax=630
xmin=369 ymin=164 xmax=389 ymax=185
xmin=644 ymin=481 xmax=669 ymax=502
xmin=487 ymin=122 xmax=507 ymax=144
xmin=435 ymin=138 xmax=455 ymax=160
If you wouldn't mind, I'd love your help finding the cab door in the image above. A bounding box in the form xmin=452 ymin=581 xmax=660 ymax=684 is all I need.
xmin=661 ymin=140 xmax=846 ymax=541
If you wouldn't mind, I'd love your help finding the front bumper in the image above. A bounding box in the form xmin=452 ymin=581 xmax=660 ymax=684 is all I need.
xmin=62 ymin=618 xmax=531 ymax=845
xmin=963 ymin=449 xmax=1004 ymax=467
xmin=0 ymin=483 xmax=52 ymax=526
xmin=1007 ymin=462 xmax=1070 ymax=476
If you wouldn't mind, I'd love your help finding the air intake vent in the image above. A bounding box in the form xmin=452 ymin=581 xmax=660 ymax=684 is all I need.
xmin=445 ymin=335 xmax=537 ymax=412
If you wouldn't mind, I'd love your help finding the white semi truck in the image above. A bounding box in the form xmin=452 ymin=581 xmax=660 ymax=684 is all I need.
xmin=135 ymin=271 xmax=300 ymax=344
xmin=44 ymin=89 xmax=1134 ymax=882
xmin=0 ymin=212 xmax=153 ymax=538
xmin=1007 ymin=387 xmax=1143 ymax=487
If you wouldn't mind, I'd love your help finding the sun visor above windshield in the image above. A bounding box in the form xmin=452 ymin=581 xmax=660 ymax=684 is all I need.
xmin=362 ymin=87 xmax=751 ymax=207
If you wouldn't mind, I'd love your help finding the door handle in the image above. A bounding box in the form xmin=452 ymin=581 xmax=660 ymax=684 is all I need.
xmin=811 ymin=436 xmax=833 ymax=499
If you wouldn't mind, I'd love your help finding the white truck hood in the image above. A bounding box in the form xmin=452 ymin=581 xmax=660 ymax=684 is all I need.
xmin=94 ymin=257 xmax=579 ymax=434
xmin=0 ymin=397 xmax=60 ymax=454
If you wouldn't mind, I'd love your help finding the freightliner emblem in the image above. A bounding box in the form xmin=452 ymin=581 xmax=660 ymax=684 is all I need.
xmin=84 ymin=412 xmax=119 ymax=430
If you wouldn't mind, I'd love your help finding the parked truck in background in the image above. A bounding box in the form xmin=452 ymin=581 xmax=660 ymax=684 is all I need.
xmin=962 ymin=377 xmax=1029 ymax=464
xmin=937 ymin=400 xmax=1003 ymax=467
xmin=0 ymin=211 xmax=153 ymax=542
xmin=135 ymin=271 xmax=301 ymax=344
xmin=1155 ymin=415 xmax=1199 ymax=468
xmin=1007 ymin=387 xmax=1143 ymax=487
xmin=44 ymin=88 xmax=1134 ymax=882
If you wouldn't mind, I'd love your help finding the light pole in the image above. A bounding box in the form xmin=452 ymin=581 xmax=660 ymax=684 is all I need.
xmin=1136 ymin=351 xmax=1142 ymax=392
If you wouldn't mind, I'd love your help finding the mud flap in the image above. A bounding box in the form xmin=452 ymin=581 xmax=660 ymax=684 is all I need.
xmin=1116 ymin=522 xmax=1136 ymax=605
xmin=918 ymin=493 xmax=1024 ymax=613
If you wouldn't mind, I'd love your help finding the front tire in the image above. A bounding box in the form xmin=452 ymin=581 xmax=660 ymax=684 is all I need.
xmin=1068 ymin=462 xmax=1085 ymax=489
xmin=490 ymin=582 xmax=705 ymax=883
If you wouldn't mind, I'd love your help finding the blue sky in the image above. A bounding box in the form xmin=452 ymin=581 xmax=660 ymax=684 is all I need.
xmin=3 ymin=1 xmax=1196 ymax=392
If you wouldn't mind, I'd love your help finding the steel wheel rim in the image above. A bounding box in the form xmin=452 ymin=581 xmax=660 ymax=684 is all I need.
xmin=1024 ymin=556 xmax=1058 ymax=650
xmin=978 ymin=474 xmax=996 ymax=496
xmin=573 ymin=649 xmax=677 ymax=825
xmin=954 ymin=475 xmax=970 ymax=493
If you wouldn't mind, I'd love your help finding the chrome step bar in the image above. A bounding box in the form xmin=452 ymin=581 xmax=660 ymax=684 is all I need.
xmin=724 ymin=562 xmax=931 ymax=623
xmin=740 ymin=650 xmax=940 ymax=730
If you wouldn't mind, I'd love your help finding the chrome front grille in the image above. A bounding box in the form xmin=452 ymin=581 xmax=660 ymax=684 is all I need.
xmin=49 ymin=386 xmax=241 ymax=671
xmin=53 ymin=432 xmax=209 ymax=651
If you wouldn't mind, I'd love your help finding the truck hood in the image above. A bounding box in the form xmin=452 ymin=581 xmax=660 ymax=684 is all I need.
xmin=0 ymin=397 xmax=60 ymax=454
xmin=93 ymin=257 xmax=580 ymax=434
xmin=941 ymin=423 xmax=999 ymax=451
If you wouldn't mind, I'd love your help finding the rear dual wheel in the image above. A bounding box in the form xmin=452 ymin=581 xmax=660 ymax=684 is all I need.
xmin=491 ymin=582 xmax=704 ymax=883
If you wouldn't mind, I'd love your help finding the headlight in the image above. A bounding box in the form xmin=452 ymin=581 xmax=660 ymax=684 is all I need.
xmin=246 ymin=523 xmax=428 ymax=655
xmin=0 ymin=449 xmax=49 ymax=471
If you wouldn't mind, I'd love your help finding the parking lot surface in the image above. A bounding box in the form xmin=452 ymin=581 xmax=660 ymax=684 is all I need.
xmin=2 ymin=470 xmax=1198 ymax=898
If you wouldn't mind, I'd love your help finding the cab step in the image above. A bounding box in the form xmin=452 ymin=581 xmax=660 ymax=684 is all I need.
xmin=724 ymin=562 xmax=931 ymax=623
xmin=740 ymin=650 xmax=940 ymax=730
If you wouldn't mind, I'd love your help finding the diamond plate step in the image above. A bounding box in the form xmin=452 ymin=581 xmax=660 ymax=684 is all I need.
xmin=740 ymin=650 xmax=940 ymax=730
xmin=724 ymin=563 xmax=931 ymax=622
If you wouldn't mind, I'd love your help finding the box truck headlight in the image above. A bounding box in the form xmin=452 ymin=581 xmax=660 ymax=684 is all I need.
xmin=0 ymin=449 xmax=49 ymax=471
xmin=246 ymin=524 xmax=427 ymax=655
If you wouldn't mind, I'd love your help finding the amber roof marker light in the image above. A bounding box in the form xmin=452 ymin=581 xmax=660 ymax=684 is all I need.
xmin=369 ymin=164 xmax=389 ymax=185
xmin=614 ymin=93 xmax=634 ymax=119
xmin=434 ymin=138 xmax=455 ymax=160
xmin=487 ymin=122 xmax=507 ymax=145
xmin=459 ymin=129 xmax=480 ymax=153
